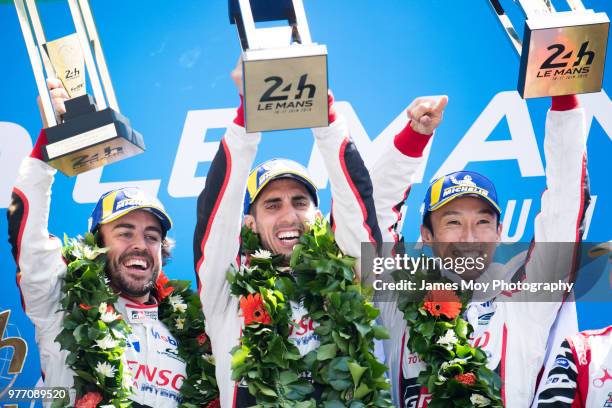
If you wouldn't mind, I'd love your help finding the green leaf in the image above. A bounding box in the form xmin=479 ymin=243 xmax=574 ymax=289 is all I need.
xmin=455 ymin=318 xmax=469 ymax=339
xmin=347 ymin=361 xmax=367 ymax=386
xmin=317 ymin=343 xmax=338 ymax=361
xmin=231 ymin=346 xmax=250 ymax=369
xmin=372 ymin=325 xmax=390 ymax=340
xmin=329 ymin=378 xmax=352 ymax=391
xmin=420 ymin=320 xmax=435 ymax=337
xmin=354 ymin=382 xmax=372 ymax=399
xmin=279 ymin=370 xmax=299 ymax=385
xmin=290 ymin=244 xmax=303 ymax=267
xmin=257 ymin=384 xmax=277 ymax=397
xmin=455 ymin=344 xmax=473 ymax=359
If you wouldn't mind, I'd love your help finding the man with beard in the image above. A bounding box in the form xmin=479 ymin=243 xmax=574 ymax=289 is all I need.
xmin=194 ymin=62 xmax=382 ymax=406
xmin=368 ymin=95 xmax=589 ymax=407
xmin=7 ymin=78 xmax=186 ymax=407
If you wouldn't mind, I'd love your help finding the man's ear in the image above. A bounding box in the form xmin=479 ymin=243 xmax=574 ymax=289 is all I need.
xmin=244 ymin=214 xmax=257 ymax=233
xmin=496 ymin=222 xmax=503 ymax=242
xmin=314 ymin=209 xmax=323 ymax=221
xmin=420 ymin=224 xmax=433 ymax=245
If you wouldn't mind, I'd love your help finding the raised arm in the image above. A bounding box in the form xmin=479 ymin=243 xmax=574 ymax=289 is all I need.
xmin=7 ymin=79 xmax=70 ymax=329
xmin=311 ymin=94 xmax=383 ymax=281
xmin=517 ymin=95 xmax=589 ymax=295
xmin=194 ymin=64 xmax=261 ymax=332
xmin=371 ymin=96 xmax=446 ymax=250
xmin=504 ymin=96 xmax=589 ymax=406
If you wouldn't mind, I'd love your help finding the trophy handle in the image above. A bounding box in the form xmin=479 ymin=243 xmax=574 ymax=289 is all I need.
xmin=230 ymin=0 xmax=314 ymax=50
xmin=14 ymin=0 xmax=57 ymax=127
xmin=67 ymin=0 xmax=106 ymax=111
xmin=15 ymin=0 xmax=121 ymax=117
xmin=566 ymin=0 xmax=586 ymax=11
xmin=487 ymin=0 xmax=592 ymax=56
xmin=487 ymin=0 xmax=523 ymax=54
xmin=73 ymin=0 xmax=119 ymax=112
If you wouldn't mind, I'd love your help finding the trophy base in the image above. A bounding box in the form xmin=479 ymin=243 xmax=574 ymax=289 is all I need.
xmin=243 ymin=44 xmax=329 ymax=133
xmin=43 ymin=106 xmax=145 ymax=176
xmin=519 ymin=10 xmax=609 ymax=99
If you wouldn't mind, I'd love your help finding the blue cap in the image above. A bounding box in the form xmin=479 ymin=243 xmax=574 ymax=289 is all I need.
xmin=88 ymin=188 xmax=172 ymax=235
xmin=423 ymin=171 xmax=501 ymax=218
xmin=244 ymin=159 xmax=319 ymax=215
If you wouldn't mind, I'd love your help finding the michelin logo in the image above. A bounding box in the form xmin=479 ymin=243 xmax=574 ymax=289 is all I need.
xmin=442 ymin=175 xmax=490 ymax=199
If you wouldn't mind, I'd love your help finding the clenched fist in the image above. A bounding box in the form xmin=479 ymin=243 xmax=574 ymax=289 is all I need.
xmin=406 ymin=95 xmax=448 ymax=135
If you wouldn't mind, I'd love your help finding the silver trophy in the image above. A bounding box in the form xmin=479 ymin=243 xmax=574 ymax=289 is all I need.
xmin=229 ymin=0 xmax=328 ymax=132
xmin=487 ymin=0 xmax=609 ymax=98
xmin=14 ymin=0 xmax=145 ymax=176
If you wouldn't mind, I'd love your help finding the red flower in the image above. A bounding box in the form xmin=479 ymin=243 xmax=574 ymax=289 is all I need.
xmin=197 ymin=333 xmax=208 ymax=346
xmin=79 ymin=303 xmax=93 ymax=311
xmin=422 ymin=290 xmax=462 ymax=319
xmin=155 ymin=271 xmax=174 ymax=301
xmin=75 ymin=391 xmax=103 ymax=408
xmin=455 ymin=372 xmax=477 ymax=386
xmin=206 ymin=398 xmax=221 ymax=408
xmin=239 ymin=293 xmax=271 ymax=325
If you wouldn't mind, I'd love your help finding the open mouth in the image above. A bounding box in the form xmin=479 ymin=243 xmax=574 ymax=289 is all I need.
xmin=275 ymin=230 xmax=301 ymax=247
xmin=122 ymin=257 xmax=150 ymax=272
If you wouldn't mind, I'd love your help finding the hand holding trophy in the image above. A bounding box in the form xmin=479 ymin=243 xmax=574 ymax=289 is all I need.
xmin=487 ymin=0 xmax=609 ymax=98
xmin=14 ymin=0 xmax=145 ymax=176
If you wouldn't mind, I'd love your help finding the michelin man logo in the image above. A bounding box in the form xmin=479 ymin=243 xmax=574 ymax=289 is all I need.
xmin=450 ymin=174 xmax=477 ymax=187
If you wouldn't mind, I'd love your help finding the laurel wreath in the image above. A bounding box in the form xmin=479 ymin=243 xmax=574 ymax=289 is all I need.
xmin=228 ymin=219 xmax=393 ymax=407
xmin=394 ymin=266 xmax=503 ymax=407
xmin=53 ymin=233 xmax=219 ymax=407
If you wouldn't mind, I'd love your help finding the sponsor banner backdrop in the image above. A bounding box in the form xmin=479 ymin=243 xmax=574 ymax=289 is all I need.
xmin=0 ymin=0 xmax=610 ymax=404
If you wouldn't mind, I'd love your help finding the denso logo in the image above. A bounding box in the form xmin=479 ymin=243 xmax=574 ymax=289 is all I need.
xmin=288 ymin=315 xmax=315 ymax=337
xmin=151 ymin=328 xmax=177 ymax=347
xmin=127 ymin=360 xmax=185 ymax=391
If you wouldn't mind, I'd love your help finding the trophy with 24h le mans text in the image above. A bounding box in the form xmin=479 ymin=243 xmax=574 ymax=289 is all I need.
xmin=14 ymin=0 xmax=145 ymax=176
xmin=229 ymin=0 xmax=329 ymax=132
xmin=487 ymin=0 xmax=609 ymax=98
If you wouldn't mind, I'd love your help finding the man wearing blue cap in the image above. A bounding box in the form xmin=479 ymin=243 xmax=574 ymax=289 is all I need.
xmin=7 ymin=79 xmax=186 ymax=407
xmin=194 ymin=62 xmax=383 ymax=406
xmin=369 ymin=94 xmax=590 ymax=407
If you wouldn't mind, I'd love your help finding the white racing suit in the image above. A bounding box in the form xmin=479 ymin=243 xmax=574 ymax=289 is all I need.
xmin=7 ymin=152 xmax=186 ymax=407
xmin=369 ymin=106 xmax=589 ymax=407
xmin=536 ymin=326 xmax=612 ymax=407
xmin=193 ymin=115 xmax=382 ymax=407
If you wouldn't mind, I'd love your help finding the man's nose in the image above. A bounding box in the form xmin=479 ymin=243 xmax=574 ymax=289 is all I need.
xmin=130 ymin=233 xmax=147 ymax=250
xmin=278 ymin=206 xmax=301 ymax=225
xmin=459 ymin=225 xmax=478 ymax=243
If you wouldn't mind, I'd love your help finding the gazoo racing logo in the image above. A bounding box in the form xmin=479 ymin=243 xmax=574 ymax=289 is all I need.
xmin=537 ymin=40 xmax=595 ymax=80
xmin=257 ymin=74 xmax=316 ymax=113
